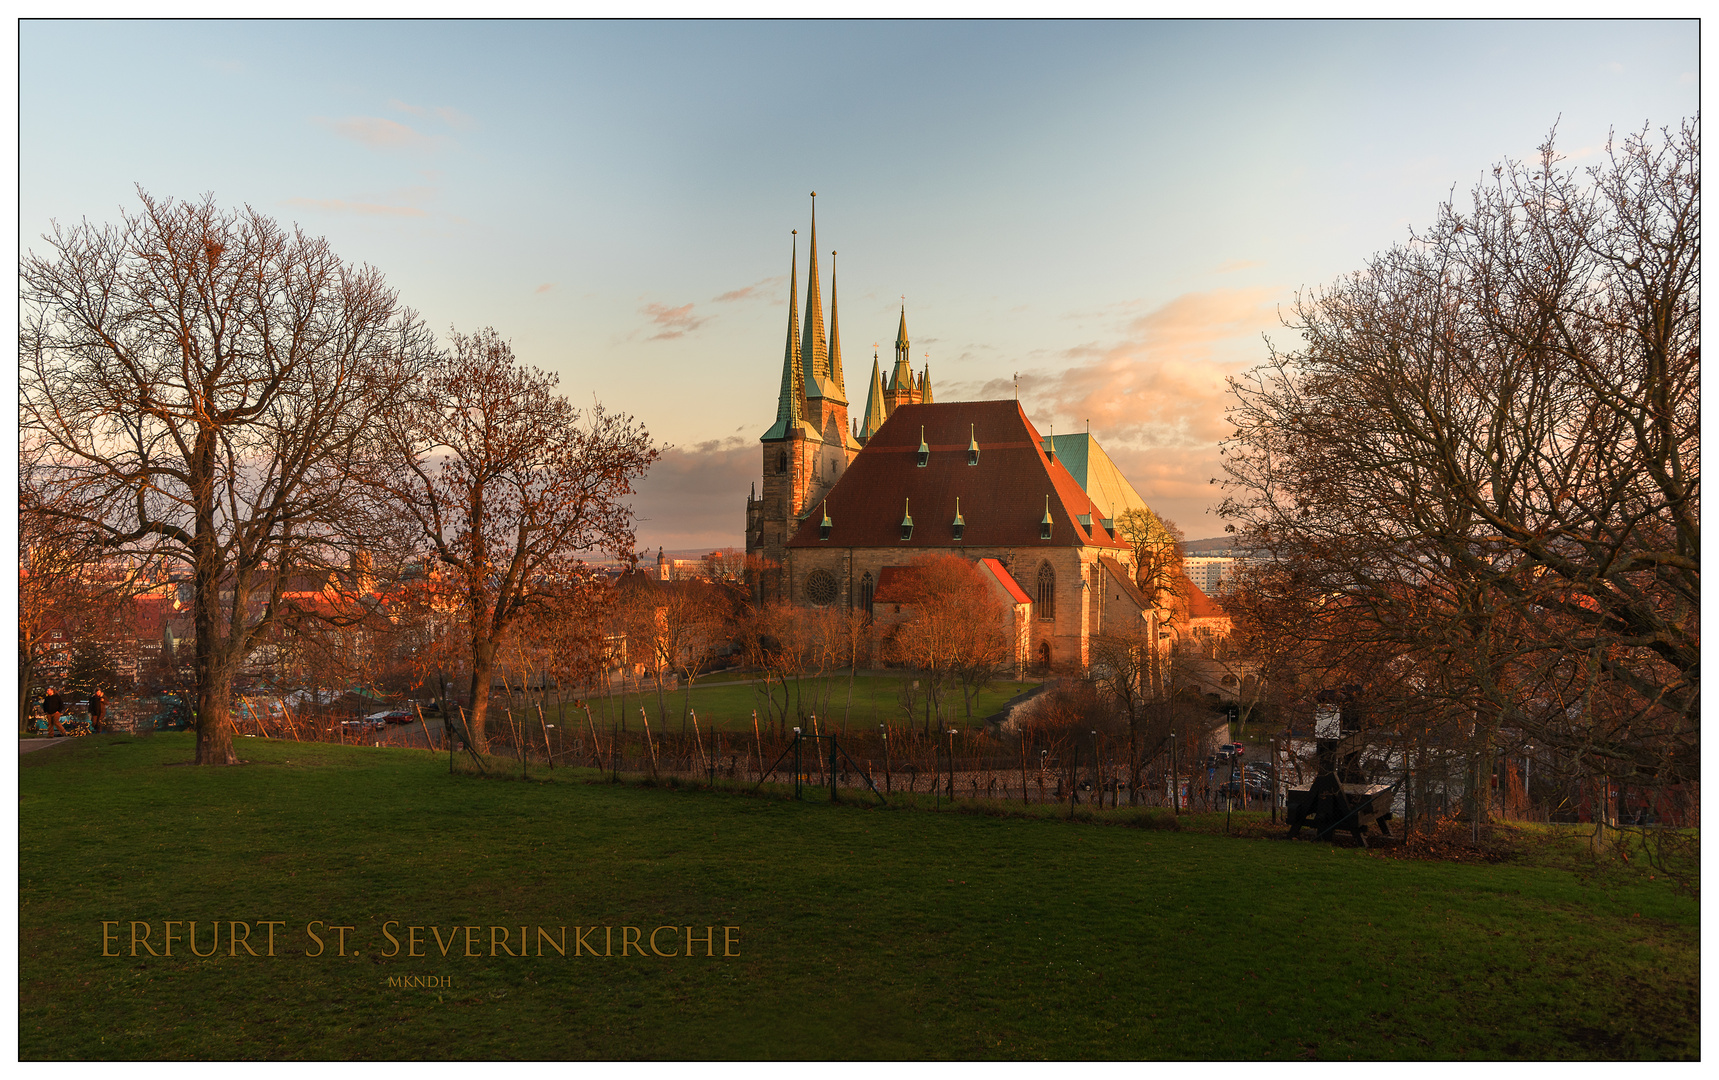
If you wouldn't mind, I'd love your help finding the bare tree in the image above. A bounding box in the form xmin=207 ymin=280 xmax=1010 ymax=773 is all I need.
xmin=17 ymin=477 xmax=121 ymax=727
xmin=378 ymin=328 xmax=660 ymax=747
xmin=1220 ymin=121 xmax=1698 ymax=798
xmin=884 ymin=554 xmax=1007 ymax=731
xmin=20 ymin=191 xmax=434 ymax=763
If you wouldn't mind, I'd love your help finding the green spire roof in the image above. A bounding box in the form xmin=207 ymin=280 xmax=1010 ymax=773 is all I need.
xmin=823 ymin=250 xmax=848 ymax=405
xmin=889 ymin=305 xmax=915 ymax=392
xmin=920 ymin=361 xmax=934 ymax=404
xmin=760 ymin=231 xmax=801 ymax=441
xmin=858 ymin=355 xmax=886 ymax=441
xmin=801 ymin=193 xmax=835 ymax=400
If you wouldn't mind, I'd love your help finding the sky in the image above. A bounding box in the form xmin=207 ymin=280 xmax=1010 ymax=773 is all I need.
xmin=17 ymin=19 xmax=1699 ymax=551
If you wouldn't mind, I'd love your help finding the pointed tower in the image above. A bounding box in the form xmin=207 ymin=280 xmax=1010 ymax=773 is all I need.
xmin=760 ymin=231 xmax=802 ymax=441
xmin=826 ymin=252 xmax=848 ymax=406
xmin=919 ymin=362 xmax=934 ymax=404
xmin=752 ymin=228 xmax=818 ymax=601
xmin=856 ymin=353 xmax=886 ymax=445
xmin=885 ymin=305 xmax=919 ymax=413
xmin=800 ymin=194 xmax=832 ymax=401
xmin=826 ymin=251 xmax=858 ymax=451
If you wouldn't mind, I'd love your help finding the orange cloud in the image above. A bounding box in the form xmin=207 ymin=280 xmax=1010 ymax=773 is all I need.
xmin=284 ymin=197 xmax=428 ymax=218
xmin=314 ymin=116 xmax=445 ymax=152
xmin=640 ymin=301 xmax=711 ymax=341
xmin=535 ymin=283 xmax=556 ymax=294
xmin=713 ymin=275 xmax=785 ymax=303
xmin=970 ymin=288 xmax=1278 ymax=450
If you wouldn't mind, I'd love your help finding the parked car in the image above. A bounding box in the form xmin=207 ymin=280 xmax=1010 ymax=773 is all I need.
xmin=342 ymin=717 xmax=387 ymax=734
xmin=1218 ymin=742 xmax=1246 ymax=758
xmin=1218 ymin=778 xmax=1269 ymax=799
xmin=365 ymin=710 xmax=414 ymax=725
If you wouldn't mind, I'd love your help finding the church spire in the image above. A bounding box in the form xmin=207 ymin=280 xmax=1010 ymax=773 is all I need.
xmin=825 ymin=250 xmax=848 ymax=405
xmin=890 ymin=304 xmax=915 ymax=394
xmin=858 ymin=354 xmax=886 ymax=443
xmin=920 ymin=360 xmax=934 ymax=404
xmin=761 ymin=230 xmax=801 ymax=440
xmin=800 ymin=192 xmax=832 ymax=399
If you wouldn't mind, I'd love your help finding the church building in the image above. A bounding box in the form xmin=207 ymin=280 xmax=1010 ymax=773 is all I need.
xmin=744 ymin=198 xmax=1171 ymax=673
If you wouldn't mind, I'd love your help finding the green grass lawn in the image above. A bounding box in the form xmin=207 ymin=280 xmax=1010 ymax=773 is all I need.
xmin=563 ymin=674 xmax=1041 ymax=734
xmin=20 ymin=734 xmax=1698 ymax=1060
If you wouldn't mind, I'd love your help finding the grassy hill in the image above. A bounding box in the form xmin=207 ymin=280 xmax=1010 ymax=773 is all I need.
xmin=20 ymin=735 xmax=1697 ymax=1060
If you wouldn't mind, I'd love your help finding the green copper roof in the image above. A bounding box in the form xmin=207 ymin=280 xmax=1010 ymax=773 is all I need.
xmin=761 ymin=233 xmax=801 ymax=441
xmin=823 ymin=252 xmax=849 ymax=405
xmin=1049 ymin=433 xmax=1155 ymax=523
xmin=800 ymin=195 xmax=835 ymax=400
xmin=889 ymin=306 xmax=915 ymax=392
xmin=920 ymin=362 xmax=934 ymax=404
xmin=858 ymin=356 xmax=886 ymax=440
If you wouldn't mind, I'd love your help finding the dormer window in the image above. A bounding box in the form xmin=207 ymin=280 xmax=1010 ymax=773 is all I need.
xmin=967 ymin=424 xmax=980 ymax=466
xmin=819 ymin=501 xmax=832 ymax=541
xmin=1078 ymin=513 xmax=1092 ymax=529
xmin=916 ymin=426 xmax=929 ymax=467
xmin=952 ymin=497 xmax=965 ymax=541
xmin=900 ymin=498 xmax=914 ymax=541
xmin=1040 ymin=495 xmax=1053 ymax=540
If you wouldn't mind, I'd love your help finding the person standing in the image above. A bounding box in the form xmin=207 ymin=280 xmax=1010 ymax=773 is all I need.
xmin=41 ymin=686 xmax=68 ymax=737
xmin=88 ymin=689 xmax=106 ymax=733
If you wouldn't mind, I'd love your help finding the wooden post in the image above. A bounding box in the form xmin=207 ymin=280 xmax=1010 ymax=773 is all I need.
xmin=506 ymin=708 xmax=525 ymax=780
xmin=1067 ymin=744 xmax=1080 ymax=820
xmin=538 ymin=703 xmax=553 ymax=771
xmin=640 ymin=707 xmax=658 ymax=775
xmin=415 ymin=702 xmax=435 ymax=754
xmin=752 ymin=711 xmax=763 ymax=783
xmin=691 ymin=710 xmax=707 ymax=777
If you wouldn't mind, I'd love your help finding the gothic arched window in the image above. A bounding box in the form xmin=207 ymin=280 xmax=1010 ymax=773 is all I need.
xmin=777 ymin=450 xmax=788 ymax=474
xmin=859 ymin=571 xmax=875 ymax=622
xmin=1036 ymin=562 xmax=1056 ymax=622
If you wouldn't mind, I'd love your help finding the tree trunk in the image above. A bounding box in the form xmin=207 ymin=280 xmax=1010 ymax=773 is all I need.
xmin=188 ymin=428 xmax=239 ymax=765
xmin=468 ymin=638 xmax=496 ymax=748
xmin=193 ymin=652 xmax=239 ymax=765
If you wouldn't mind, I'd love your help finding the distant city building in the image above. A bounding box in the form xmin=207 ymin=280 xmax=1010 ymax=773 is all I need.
xmin=1184 ymin=556 xmax=1239 ymax=596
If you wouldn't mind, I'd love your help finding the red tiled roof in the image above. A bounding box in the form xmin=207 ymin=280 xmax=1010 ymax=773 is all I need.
xmin=132 ymin=595 xmax=176 ymax=638
xmin=872 ymin=565 xmax=919 ymax=604
xmin=979 ymin=557 xmax=1032 ymax=605
xmin=788 ymin=401 xmax=1125 ymax=550
xmin=1185 ymin=577 xmax=1226 ymax=619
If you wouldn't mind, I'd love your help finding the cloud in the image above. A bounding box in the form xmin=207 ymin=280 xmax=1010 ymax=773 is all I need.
xmin=1603 ymin=61 xmax=1625 ymax=74
xmin=283 ymin=197 xmax=428 ymax=218
xmin=640 ymin=302 xmax=711 ymax=341
xmin=713 ymin=275 xmax=785 ymax=304
xmin=943 ymin=288 xmax=1280 ymax=529
xmin=1679 ymin=71 xmax=1696 ymax=85
xmin=535 ymin=283 xmax=556 ymax=294
xmin=204 ymin=59 xmax=243 ymax=75
xmin=314 ymin=116 xmax=445 ymax=152
xmin=628 ymin=436 xmax=757 ymax=551
xmin=434 ymin=106 xmax=476 ymax=131
xmin=389 ymin=99 xmax=476 ymax=131
xmin=1215 ymin=259 xmax=1260 ymax=274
